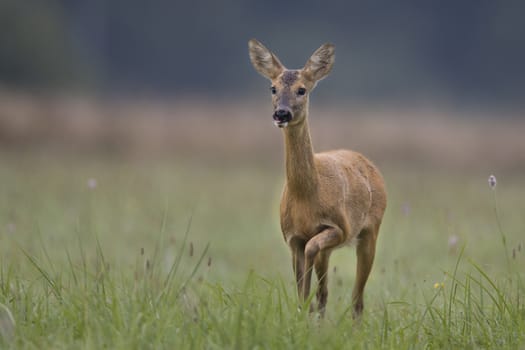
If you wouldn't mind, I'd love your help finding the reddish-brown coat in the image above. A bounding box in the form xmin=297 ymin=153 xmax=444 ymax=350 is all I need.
xmin=249 ymin=39 xmax=386 ymax=317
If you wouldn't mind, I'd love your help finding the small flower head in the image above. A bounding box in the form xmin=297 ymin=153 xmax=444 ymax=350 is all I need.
xmin=87 ymin=178 xmax=98 ymax=190
xmin=401 ymin=202 xmax=411 ymax=217
xmin=448 ymin=235 xmax=459 ymax=254
xmin=488 ymin=175 xmax=497 ymax=190
xmin=433 ymin=282 xmax=445 ymax=289
xmin=448 ymin=235 xmax=458 ymax=247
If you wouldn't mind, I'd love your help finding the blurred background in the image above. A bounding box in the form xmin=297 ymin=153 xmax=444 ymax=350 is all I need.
xmin=0 ymin=0 xmax=524 ymax=170
xmin=0 ymin=1 xmax=524 ymax=281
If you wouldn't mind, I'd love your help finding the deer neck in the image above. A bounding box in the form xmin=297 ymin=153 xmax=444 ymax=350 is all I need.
xmin=283 ymin=116 xmax=318 ymax=198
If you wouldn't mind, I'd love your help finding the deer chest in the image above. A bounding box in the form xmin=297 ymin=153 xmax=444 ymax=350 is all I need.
xmin=279 ymin=196 xmax=330 ymax=242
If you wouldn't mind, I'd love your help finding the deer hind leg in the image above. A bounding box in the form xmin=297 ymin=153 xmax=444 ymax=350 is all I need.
xmin=314 ymin=250 xmax=330 ymax=316
xmin=303 ymin=227 xmax=344 ymax=309
xmin=352 ymin=225 xmax=379 ymax=318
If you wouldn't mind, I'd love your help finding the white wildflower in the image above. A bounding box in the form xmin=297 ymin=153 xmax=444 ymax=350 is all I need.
xmin=488 ymin=175 xmax=497 ymax=189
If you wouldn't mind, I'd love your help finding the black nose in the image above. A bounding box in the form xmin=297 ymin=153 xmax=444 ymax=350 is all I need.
xmin=273 ymin=109 xmax=292 ymax=123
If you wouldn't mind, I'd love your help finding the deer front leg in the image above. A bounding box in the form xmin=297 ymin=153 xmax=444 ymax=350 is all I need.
xmin=303 ymin=227 xmax=344 ymax=308
xmin=314 ymin=250 xmax=330 ymax=316
xmin=289 ymin=237 xmax=306 ymax=300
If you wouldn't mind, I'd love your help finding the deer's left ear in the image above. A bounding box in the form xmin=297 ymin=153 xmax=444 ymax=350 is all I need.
xmin=303 ymin=43 xmax=335 ymax=83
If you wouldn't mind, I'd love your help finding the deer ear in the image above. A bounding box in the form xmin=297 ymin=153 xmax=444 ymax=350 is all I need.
xmin=248 ymin=39 xmax=285 ymax=80
xmin=303 ymin=43 xmax=335 ymax=83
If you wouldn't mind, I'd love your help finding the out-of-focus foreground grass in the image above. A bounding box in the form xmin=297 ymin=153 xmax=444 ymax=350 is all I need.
xmin=1 ymin=152 xmax=524 ymax=281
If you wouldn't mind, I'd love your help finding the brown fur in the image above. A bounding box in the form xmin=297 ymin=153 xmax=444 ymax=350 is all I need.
xmin=248 ymin=39 xmax=387 ymax=317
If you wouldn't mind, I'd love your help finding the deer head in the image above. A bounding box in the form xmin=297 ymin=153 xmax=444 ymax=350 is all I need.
xmin=248 ymin=39 xmax=335 ymax=128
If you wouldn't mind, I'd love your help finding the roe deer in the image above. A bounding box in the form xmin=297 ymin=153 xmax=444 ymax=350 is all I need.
xmin=248 ymin=39 xmax=387 ymax=317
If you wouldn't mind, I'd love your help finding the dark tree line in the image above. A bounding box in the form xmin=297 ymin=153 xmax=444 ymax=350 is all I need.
xmin=1 ymin=0 xmax=524 ymax=106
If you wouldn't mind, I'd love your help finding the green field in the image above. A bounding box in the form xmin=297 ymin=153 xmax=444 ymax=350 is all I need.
xmin=0 ymin=152 xmax=524 ymax=349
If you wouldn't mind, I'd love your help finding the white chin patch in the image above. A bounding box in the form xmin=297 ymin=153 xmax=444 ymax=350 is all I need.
xmin=274 ymin=121 xmax=288 ymax=128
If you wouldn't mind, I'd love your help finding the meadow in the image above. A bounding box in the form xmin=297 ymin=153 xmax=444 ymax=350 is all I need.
xmin=0 ymin=99 xmax=524 ymax=349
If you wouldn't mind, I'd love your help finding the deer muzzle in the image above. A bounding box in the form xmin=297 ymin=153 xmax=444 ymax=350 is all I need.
xmin=273 ymin=107 xmax=292 ymax=128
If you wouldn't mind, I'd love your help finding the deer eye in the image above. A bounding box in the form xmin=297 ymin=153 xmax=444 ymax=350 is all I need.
xmin=270 ymin=86 xmax=276 ymax=94
xmin=297 ymin=87 xmax=306 ymax=96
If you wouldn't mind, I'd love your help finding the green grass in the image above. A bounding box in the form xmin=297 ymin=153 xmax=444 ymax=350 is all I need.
xmin=0 ymin=153 xmax=524 ymax=349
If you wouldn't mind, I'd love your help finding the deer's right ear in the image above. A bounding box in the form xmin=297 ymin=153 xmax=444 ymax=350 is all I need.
xmin=248 ymin=39 xmax=284 ymax=80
